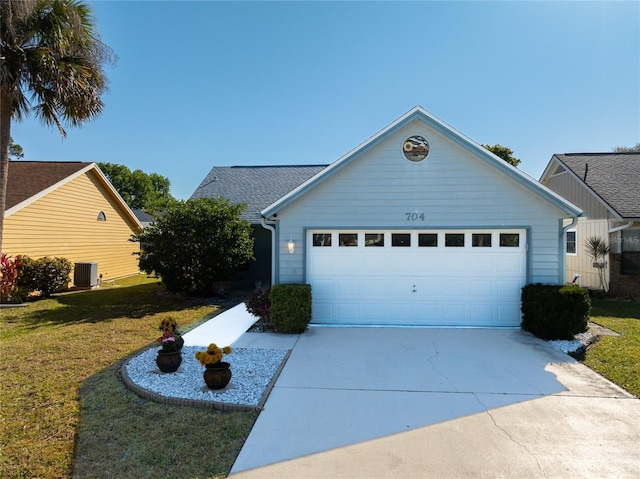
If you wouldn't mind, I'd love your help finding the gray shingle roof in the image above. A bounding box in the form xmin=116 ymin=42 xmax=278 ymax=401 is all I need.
xmin=190 ymin=165 xmax=328 ymax=223
xmin=554 ymin=153 xmax=640 ymax=218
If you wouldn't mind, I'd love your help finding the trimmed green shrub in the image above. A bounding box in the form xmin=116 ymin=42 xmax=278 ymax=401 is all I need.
xmin=19 ymin=256 xmax=73 ymax=297
xmin=270 ymin=284 xmax=312 ymax=334
xmin=521 ymin=284 xmax=591 ymax=340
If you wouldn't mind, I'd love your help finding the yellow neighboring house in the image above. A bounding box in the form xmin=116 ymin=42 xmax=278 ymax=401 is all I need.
xmin=2 ymin=161 xmax=143 ymax=284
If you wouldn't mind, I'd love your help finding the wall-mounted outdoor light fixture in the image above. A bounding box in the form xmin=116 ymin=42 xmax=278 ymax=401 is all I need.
xmin=287 ymin=237 xmax=295 ymax=254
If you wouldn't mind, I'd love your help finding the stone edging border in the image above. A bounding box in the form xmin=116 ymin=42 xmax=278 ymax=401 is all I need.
xmin=120 ymin=347 xmax=291 ymax=412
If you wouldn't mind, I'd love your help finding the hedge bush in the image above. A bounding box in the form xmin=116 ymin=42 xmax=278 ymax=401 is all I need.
xmin=19 ymin=256 xmax=73 ymax=297
xmin=270 ymin=284 xmax=312 ymax=334
xmin=521 ymin=284 xmax=591 ymax=340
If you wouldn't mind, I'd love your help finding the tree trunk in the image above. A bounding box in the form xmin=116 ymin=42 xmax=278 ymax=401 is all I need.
xmin=0 ymin=90 xmax=12 ymax=253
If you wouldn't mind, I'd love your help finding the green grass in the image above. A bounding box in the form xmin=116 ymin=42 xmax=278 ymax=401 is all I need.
xmin=584 ymin=299 xmax=640 ymax=397
xmin=4 ymin=279 xmax=635 ymax=478
xmin=0 ymin=276 xmax=256 ymax=479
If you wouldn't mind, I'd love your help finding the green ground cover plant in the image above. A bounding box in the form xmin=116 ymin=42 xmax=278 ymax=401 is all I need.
xmin=584 ymin=299 xmax=640 ymax=397
xmin=0 ymin=275 xmax=256 ymax=479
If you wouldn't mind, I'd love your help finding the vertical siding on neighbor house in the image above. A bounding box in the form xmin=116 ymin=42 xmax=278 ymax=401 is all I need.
xmin=274 ymin=120 xmax=570 ymax=285
xmin=543 ymin=170 xmax=613 ymax=220
xmin=565 ymin=218 xmax=610 ymax=290
xmin=3 ymin=171 xmax=140 ymax=281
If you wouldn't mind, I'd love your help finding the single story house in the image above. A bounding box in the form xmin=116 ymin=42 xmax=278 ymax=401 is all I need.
xmin=3 ymin=161 xmax=143 ymax=285
xmin=540 ymin=153 xmax=640 ymax=297
xmin=192 ymin=106 xmax=583 ymax=327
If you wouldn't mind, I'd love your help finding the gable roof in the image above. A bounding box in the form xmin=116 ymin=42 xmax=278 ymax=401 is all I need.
xmin=543 ymin=153 xmax=640 ymax=219
xmin=261 ymin=106 xmax=583 ymax=219
xmin=6 ymin=161 xmax=92 ymax=210
xmin=131 ymin=209 xmax=156 ymax=227
xmin=190 ymin=165 xmax=328 ymax=223
xmin=5 ymin=161 xmax=143 ymax=229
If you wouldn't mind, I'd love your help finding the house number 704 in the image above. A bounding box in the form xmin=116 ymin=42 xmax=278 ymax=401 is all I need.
xmin=406 ymin=213 xmax=425 ymax=221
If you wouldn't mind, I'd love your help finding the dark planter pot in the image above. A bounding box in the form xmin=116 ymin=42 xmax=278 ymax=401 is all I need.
xmin=174 ymin=335 xmax=184 ymax=351
xmin=156 ymin=350 xmax=182 ymax=373
xmin=203 ymin=361 xmax=232 ymax=389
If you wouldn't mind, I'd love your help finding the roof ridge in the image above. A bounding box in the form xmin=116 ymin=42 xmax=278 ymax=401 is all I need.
xmin=559 ymin=152 xmax=640 ymax=156
xmin=226 ymin=164 xmax=329 ymax=169
xmin=9 ymin=160 xmax=92 ymax=163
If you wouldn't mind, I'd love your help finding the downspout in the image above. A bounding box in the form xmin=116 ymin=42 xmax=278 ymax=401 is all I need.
xmin=260 ymin=216 xmax=276 ymax=285
xmin=561 ymin=216 xmax=580 ymax=284
xmin=562 ymin=216 xmax=579 ymax=235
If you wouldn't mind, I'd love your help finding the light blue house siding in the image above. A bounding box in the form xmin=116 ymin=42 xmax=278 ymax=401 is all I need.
xmin=269 ymin=118 xmax=573 ymax=286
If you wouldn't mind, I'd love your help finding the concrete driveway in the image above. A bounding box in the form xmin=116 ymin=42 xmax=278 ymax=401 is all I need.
xmin=229 ymin=327 xmax=640 ymax=478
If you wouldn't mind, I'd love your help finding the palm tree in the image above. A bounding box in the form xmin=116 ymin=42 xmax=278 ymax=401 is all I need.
xmin=0 ymin=0 xmax=114 ymax=251
xmin=585 ymin=236 xmax=611 ymax=292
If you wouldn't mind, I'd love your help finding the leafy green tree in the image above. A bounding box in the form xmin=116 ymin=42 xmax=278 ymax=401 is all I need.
xmin=0 ymin=0 xmax=113 ymax=252
xmin=613 ymin=143 xmax=640 ymax=153
xmin=133 ymin=198 xmax=255 ymax=296
xmin=483 ymin=144 xmax=521 ymax=167
xmin=8 ymin=136 xmax=23 ymax=159
xmin=98 ymin=162 xmax=176 ymax=213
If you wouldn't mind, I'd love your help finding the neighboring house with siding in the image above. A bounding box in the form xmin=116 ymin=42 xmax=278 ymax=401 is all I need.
xmin=193 ymin=106 xmax=583 ymax=328
xmin=2 ymin=161 xmax=143 ymax=284
xmin=540 ymin=153 xmax=640 ymax=297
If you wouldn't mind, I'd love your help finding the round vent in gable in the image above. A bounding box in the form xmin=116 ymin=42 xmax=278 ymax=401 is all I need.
xmin=403 ymin=135 xmax=430 ymax=162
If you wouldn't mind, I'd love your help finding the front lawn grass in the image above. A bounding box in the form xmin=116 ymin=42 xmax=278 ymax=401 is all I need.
xmin=0 ymin=276 xmax=256 ymax=479
xmin=584 ymin=299 xmax=640 ymax=397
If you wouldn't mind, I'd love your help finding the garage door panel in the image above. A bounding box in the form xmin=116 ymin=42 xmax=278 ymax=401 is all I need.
xmin=311 ymin=279 xmax=334 ymax=299
xmin=392 ymin=302 xmax=414 ymax=321
xmin=307 ymin=229 xmax=526 ymax=327
xmin=467 ymin=256 xmax=496 ymax=273
xmin=361 ymin=302 xmax=389 ymax=321
xmin=312 ymin=301 xmax=334 ymax=322
xmin=335 ymin=302 xmax=361 ymax=322
xmin=386 ymin=255 xmax=420 ymax=271
xmin=497 ymin=280 xmax=523 ymax=298
xmin=467 ymin=281 xmax=496 ymax=298
xmin=334 ymin=279 xmax=360 ymax=297
xmin=360 ymin=278 xmax=390 ymax=297
xmin=468 ymin=304 xmax=495 ymax=323
xmin=309 ymin=256 xmax=335 ymax=274
xmin=498 ymin=255 xmax=525 ymax=274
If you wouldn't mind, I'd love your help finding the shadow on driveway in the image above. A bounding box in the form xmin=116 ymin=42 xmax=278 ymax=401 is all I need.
xmin=230 ymin=328 xmax=639 ymax=478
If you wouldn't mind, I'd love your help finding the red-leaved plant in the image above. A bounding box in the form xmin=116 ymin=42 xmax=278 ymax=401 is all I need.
xmin=0 ymin=254 xmax=23 ymax=303
xmin=246 ymin=287 xmax=271 ymax=323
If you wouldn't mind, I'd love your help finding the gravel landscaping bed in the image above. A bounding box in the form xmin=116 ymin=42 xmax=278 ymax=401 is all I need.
xmin=122 ymin=346 xmax=289 ymax=410
xmin=546 ymin=322 xmax=617 ymax=358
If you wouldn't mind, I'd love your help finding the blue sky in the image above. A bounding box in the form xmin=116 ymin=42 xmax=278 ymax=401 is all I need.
xmin=11 ymin=0 xmax=640 ymax=200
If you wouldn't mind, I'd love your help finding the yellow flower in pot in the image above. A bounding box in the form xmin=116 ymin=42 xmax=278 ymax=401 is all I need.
xmin=195 ymin=343 xmax=233 ymax=389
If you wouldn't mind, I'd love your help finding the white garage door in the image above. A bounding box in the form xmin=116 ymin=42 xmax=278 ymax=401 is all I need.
xmin=306 ymin=229 xmax=527 ymax=327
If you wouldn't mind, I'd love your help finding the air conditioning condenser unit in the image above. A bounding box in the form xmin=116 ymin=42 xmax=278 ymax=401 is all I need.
xmin=74 ymin=262 xmax=98 ymax=288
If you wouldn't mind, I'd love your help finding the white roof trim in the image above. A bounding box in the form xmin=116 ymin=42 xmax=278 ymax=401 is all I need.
xmin=261 ymin=106 xmax=584 ymax=219
xmin=5 ymin=163 xmax=143 ymax=230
